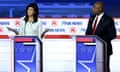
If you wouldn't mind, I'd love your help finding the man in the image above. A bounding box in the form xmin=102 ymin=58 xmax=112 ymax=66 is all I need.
xmin=85 ymin=1 xmax=116 ymax=72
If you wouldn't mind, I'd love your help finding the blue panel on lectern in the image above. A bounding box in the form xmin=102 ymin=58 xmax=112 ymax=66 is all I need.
xmin=76 ymin=36 xmax=96 ymax=72
xmin=14 ymin=36 xmax=41 ymax=72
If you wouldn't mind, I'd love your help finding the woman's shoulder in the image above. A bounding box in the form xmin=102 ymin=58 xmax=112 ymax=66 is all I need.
xmin=20 ymin=16 xmax=25 ymax=21
xmin=35 ymin=18 xmax=41 ymax=23
xmin=34 ymin=18 xmax=41 ymax=26
xmin=19 ymin=16 xmax=25 ymax=24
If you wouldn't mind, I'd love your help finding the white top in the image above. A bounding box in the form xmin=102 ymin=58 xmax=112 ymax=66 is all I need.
xmin=19 ymin=17 xmax=42 ymax=39
xmin=92 ymin=12 xmax=104 ymax=29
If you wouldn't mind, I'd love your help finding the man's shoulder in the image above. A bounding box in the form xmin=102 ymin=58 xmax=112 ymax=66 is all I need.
xmin=103 ymin=14 xmax=114 ymax=23
xmin=89 ymin=15 xmax=95 ymax=22
xmin=103 ymin=14 xmax=113 ymax=19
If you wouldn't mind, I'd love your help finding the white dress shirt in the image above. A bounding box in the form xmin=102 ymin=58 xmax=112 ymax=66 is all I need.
xmin=92 ymin=12 xmax=104 ymax=29
xmin=19 ymin=17 xmax=42 ymax=39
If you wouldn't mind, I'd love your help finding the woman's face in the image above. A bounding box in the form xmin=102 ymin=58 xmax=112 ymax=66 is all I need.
xmin=27 ymin=7 xmax=35 ymax=16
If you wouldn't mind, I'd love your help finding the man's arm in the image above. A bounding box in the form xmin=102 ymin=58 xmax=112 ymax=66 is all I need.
xmin=85 ymin=16 xmax=94 ymax=35
xmin=106 ymin=18 xmax=116 ymax=41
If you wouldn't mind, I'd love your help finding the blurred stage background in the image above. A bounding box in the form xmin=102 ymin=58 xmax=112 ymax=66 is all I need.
xmin=0 ymin=0 xmax=120 ymax=18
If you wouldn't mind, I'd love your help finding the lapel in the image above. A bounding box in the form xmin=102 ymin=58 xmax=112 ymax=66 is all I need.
xmin=94 ymin=14 xmax=105 ymax=34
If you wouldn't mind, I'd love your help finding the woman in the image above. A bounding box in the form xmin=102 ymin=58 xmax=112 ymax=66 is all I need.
xmin=7 ymin=3 xmax=48 ymax=39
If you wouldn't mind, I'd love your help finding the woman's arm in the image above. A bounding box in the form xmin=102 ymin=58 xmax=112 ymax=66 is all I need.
xmin=41 ymin=29 xmax=49 ymax=38
xmin=7 ymin=27 xmax=19 ymax=35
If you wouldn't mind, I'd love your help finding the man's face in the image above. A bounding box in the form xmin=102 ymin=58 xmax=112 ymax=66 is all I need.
xmin=93 ymin=3 xmax=103 ymax=15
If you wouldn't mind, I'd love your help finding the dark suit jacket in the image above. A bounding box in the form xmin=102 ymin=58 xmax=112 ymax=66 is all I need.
xmin=86 ymin=14 xmax=116 ymax=55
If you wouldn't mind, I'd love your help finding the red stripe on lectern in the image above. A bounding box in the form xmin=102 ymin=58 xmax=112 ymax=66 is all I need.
xmin=15 ymin=38 xmax=33 ymax=42
xmin=0 ymin=35 xmax=9 ymax=39
xmin=76 ymin=37 xmax=93 ymax=42
xmin=45 ymin=35 xmax=71 ymax=39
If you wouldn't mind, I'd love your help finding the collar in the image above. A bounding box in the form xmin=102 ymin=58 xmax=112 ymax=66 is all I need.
xmin=96 ymin=12 xmax=104 ymax=18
